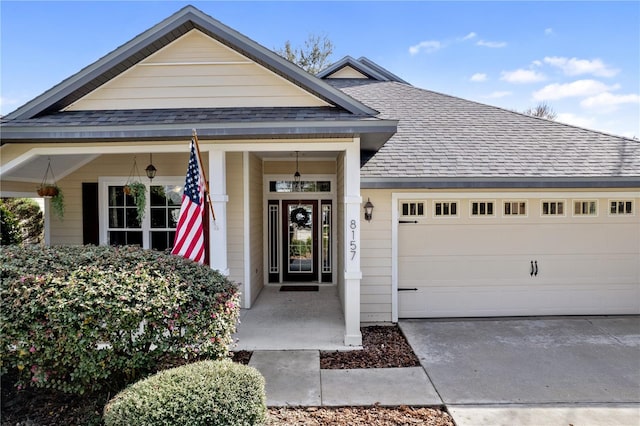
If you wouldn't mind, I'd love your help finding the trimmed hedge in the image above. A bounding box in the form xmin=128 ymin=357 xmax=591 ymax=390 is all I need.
xmin=0 ymin=245 xmax=240 ymax=395
xmin=103 ymin=360 xmax=266 ymax=426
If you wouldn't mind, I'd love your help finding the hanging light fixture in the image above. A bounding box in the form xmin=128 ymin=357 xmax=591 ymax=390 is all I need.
xmin=293 ymin=151 xmax=301 ymax=191
xmin=145 ymin=153 xmax=157 ymax=180
xmin=364 ymin=198 xmax=374 ymax=221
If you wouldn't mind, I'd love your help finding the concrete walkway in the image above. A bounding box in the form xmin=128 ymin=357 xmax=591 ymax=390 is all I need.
xmin=248 ymin=350 xmax=441 ymax=407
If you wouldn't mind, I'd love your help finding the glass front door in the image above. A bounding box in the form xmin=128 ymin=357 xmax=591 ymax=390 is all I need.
xmin=283 ymin=200 xmax=318 ymax=281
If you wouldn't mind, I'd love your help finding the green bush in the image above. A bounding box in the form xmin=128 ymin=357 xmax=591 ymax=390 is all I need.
xmin=0 ymin=245 xmax=240 ymax=395
xmin=103 ymin=360 xmax=266 ymax=426
xmin=0 ymin=204 xmax=22 ymax=245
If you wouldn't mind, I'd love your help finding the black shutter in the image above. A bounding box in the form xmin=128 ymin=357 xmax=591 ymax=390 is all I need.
xmin=82 ymin=182 xmax=99 ymax=245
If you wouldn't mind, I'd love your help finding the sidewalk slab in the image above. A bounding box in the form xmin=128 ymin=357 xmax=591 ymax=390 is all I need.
xmin=249 ymin=350 xmax=320 ymax=406
xmin=320 ymin=367 xmax=442 ymax=406
xmin=448 ymin=404 xmax=640 ymax=426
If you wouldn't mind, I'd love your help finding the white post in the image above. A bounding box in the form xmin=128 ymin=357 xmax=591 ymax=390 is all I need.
xmin=208 ymin=150 xmax=229 ymax=275
xmin=343 ymin=141 xmax=363 ymax=346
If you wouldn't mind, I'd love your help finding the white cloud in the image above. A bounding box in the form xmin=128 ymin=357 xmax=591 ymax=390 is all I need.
xmin=532 ymin=60 xmax=543 ymax=67
xmin=533 ymin=79 xmax=619 ymax=100
xmin=556 ymin=112 xmax=594 ymax=128
xmin=580 ymin=92 xmax=640 ymax=111
xmin=544 ymin=28 xmax=553 ymax=36
xmin=477 ymin=40 xmax=507 ymax=48
xmin=500 ymin=69 xmax=546 ymax=84
xmin=543 ymin=56 xmax=619 ymax=77
xmin=485 ymin=91 xmax=512 ymax=98
xmin=461 ymin=32 xmax=477 ymax=41
xmin=409 ymin=40 xmax=442 ymax=55
xmin=470 ymin=73 xmax=488 ymax=82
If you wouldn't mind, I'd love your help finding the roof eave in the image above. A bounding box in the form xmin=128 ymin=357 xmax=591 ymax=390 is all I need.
xmin=0 ymin=119 xmax=398 ymax=145
xmin=361 ymin=176 xmax=640 ymax=189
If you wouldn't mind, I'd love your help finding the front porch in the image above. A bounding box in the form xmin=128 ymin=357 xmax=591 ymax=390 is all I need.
xmin=233 ymin=285 xmax=354 ymax=350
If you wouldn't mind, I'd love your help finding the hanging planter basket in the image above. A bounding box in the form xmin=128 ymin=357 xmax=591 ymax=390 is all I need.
xmin=124 ymin=157 xmax=147 ymax=223
xmin=37 ymin=158 xmax=64 ymax=219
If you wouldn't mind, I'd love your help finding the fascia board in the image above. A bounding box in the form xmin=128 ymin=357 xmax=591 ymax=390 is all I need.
xmin=361 ymin=176 xmax=640 ymax=189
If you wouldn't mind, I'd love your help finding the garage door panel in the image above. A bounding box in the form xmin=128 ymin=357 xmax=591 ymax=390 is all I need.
xmin=399 ymin=283 xmax=640 ymax=318
xmin=397 ymin=195 xmax=640 ymax=318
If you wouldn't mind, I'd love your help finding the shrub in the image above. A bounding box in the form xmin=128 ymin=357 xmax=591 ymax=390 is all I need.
xmin=0 ymin=245 xmax=240 ymax=395
xmin=0 ymin=204 xmax=22 ymax=245
xmin=103 ymin=360 xmax=266 ymax=426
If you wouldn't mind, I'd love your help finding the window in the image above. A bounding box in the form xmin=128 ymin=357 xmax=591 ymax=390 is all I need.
xmin=542 ymin=201 xmax=565 ymax=216
xmin=401 ymin=201 xmax=425 ymax=217
xmin=107 ymin=185 xmax=143 ymax=246
xmin=434 ymin=201 xmax=457 ymax=217
xmin=269 ymin=180 xmax=331 ymax=193
xmin=573 ymin=200 xmax=597 ymax=216
xmin=103 ymin=179 xmax=183 ymax=250
xmin=471 ymin=201 xmax=494 ymax=216
xmin=149 ymin=185 xmax=182 ymax=250
xmin=610 ymin=200 xmax=634 ymax=215
xmin=504 ymin=201 xmax=527 ymax=216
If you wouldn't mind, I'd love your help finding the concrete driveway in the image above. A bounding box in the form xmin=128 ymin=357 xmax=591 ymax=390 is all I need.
xmin=400 ymin=316 xmax=640 ymax=426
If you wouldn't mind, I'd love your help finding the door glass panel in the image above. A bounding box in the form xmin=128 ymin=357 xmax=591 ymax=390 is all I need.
xmin=322 ymin=204 xmax=331 ymax=273
xmin=288 ymin=203 xmax=313 ymax=273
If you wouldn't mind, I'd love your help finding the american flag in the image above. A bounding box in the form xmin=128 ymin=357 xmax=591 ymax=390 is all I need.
xmin=171 ymin=139 xmax=205 ymax=263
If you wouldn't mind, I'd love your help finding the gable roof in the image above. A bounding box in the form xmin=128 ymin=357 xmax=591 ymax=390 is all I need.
xmin=326 ymin=78 xmax=640 ymax=187
xmin=4 ymin=5 xmax=377 ymax=121
xmin=317 ymin=56 xmax=409 ymax=84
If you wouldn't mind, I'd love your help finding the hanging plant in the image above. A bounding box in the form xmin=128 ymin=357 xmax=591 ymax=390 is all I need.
xmin=124 ymin=157 xmax=147 ymax=223
xmin=37 ymin=158 xmax=64 ymax=219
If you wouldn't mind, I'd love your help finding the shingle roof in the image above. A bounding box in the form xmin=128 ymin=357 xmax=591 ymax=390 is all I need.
xmin=1 ymin=107 xmax=365 ymax=127
xmin=327 ymin=79 xmax=640 ymax=183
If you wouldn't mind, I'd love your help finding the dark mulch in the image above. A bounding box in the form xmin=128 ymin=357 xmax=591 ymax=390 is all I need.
xmin=320 ymin=324 xmax=421 ymax=369
xmin=230 ymin=350 xmax=252 ymax=365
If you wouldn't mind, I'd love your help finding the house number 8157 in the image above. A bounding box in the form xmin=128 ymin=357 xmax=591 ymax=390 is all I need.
xmin=349 ymin=219 xmax=357 ymax=260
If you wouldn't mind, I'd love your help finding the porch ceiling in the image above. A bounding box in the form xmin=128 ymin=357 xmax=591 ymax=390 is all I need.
xmin=1 ymin=154 xmax=99 ymax=183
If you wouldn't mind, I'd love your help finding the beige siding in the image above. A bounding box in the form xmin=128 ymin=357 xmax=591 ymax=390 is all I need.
xmin=361 ymin=189 xmax=393 ymax=322
xmin=249 ymin=153 xmax=264 ymax=305
xmin=326 ymin=66 xmax=368 ymax=79
xmin=226 ymin=152 xmax=244 ymax=290
xmin=66 ymin=30 xmax=328 ymax=110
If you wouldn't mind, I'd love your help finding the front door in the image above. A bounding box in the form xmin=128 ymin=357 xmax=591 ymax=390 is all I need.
xmin=282 ymin=200 xmax=318 ymax=281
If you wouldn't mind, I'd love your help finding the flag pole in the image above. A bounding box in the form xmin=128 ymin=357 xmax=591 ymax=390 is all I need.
xmin=191 ymin=129 xmax=216 ymax=222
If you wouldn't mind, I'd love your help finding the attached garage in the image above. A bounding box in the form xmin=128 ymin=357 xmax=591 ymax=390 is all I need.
xmin=394 ymin=192 xmax=640 ymax=319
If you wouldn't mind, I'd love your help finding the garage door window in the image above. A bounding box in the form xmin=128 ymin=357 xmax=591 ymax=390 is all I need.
xmin=542 ymin=201 xmax=565 ymax=216
xmin=573 ymin=200 xmax=597 ymax=216
xmin=610 ymin=200 xmax=633 ymax=215
xmin=504 ymin=201 xmax=526 ymax=216
xmin=401 ymin=202 xmax=425 ymax=217
xmin=471 ymin=201 xmax=495 ymax=216
xmin=434 ymin=201 xmax=457 ymax=217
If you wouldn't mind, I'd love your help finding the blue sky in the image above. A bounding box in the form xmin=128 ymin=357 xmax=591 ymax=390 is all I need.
xmin=2 ymin=1 xmax=638 ymax=138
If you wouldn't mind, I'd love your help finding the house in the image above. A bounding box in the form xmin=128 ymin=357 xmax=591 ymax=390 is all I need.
xmin=1 ymin=5 xmax=638 ymax=346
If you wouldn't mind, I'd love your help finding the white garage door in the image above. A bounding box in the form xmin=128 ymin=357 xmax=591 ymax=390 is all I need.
xmin=397 ymin=194 xmax=640 ymax=318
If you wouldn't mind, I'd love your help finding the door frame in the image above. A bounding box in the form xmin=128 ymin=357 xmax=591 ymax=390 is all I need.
xmin=263 ymin=174 xmax=336 ymax=284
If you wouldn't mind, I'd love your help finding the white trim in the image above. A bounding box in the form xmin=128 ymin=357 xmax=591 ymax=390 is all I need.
xmin=469 ymin=199 xmax=497 ymax=218
xmin=138 ymin=61 xmax=253 ymax=66
xmin=540 ymin=199 xmax=567 ymax=217
xmin=391 ymin=193 xmax=400 ymax=322
xmin=571 ymin=199 xmax=599 ymax=217
xmin=243 ymin=152 xmax=251 ymax=308
xmin=502 ymin=200 xmax=529 ymax=218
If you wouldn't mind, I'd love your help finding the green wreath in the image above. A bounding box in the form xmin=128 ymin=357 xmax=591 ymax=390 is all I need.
xmin=290 ymin=207 xmax=310 ymax=227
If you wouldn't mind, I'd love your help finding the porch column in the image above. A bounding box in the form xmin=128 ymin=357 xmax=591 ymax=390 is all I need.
xmin=208 ymin=150 xmax=229 ymax=276
xmin=343 ymin=141 xmax=363 ymax=346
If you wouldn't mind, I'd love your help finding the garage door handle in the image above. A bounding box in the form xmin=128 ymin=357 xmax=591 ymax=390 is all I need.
xmin=530 ymin=261 xmax=534 ymax=276
xmin=399 ymin=220 xmax=418 ymax=224
xmin=398 ymin=288 xmax=418 ymax=291
xmin=534 ymin=260 xmax=538 ymax=276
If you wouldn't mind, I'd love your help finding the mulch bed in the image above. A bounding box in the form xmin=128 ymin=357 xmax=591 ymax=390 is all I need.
xmin=1 ymin=325 xmax=443 ymax=425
